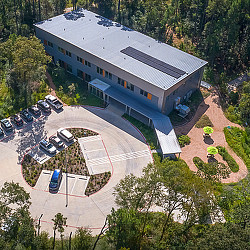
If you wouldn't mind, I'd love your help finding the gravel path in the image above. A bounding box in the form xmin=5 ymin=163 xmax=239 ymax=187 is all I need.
xmin=175 ymin=89 xmax=248 ymax=183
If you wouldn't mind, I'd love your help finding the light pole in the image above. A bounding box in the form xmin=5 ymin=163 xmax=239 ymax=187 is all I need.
xmin=38 ymin=213 xmax=43 ymax=236
xmin=65 ymin=146 xmax=68 ymax=207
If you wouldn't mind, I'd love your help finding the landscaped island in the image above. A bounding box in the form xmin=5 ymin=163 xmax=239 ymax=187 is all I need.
xmin=22 ymin=128 xmax=111 ymax=195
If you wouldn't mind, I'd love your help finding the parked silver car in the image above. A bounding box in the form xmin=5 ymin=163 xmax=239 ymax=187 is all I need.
xmin=39 ymin=139 xmax=56 ymax=154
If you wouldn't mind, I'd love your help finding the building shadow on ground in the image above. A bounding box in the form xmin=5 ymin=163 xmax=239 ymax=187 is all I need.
xmin=75 ymin=106 xmax=148 ymax=145
xmin=174 ymin=100 xmax=209 ymax=135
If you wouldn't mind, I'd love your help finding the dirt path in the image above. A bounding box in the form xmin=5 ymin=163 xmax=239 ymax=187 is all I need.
xmin=46 ymin=71 xmax=67 ymax=106
xmin=176 ymin=89 xmax=248 ymax=183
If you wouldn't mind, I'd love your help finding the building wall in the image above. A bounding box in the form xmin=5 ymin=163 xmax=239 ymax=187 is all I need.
xmin=162 ymin=68 xmax=204 ymax=114
xmin=35 ymin=27 xmax=165 ymax=111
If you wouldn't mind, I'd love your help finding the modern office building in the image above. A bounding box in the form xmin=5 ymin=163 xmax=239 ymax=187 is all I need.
xmin=34 ymin=9 xmax=208 ymax=156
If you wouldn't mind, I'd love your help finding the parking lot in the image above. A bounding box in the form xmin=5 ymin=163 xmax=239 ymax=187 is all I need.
xmin=35 ymin=170 xmax=90 ymax=196
xmin=0 ymin=105 xmax=152 ymax=236
xmin=28 ymin=139 xmax=76 ymax=164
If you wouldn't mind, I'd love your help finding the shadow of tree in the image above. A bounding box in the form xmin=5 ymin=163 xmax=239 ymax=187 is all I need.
xmin=175 ymin=101 xmax=209 ymax=135
xmin=203 ymin=136 xmax=214 ymax=145
xmin=16 ymin=116 xmax=48 ymax=164
xmin=63 ymin=10 xmax=85 ymax=21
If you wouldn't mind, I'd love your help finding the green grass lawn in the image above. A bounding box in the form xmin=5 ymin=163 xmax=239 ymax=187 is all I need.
xmin=48 ymin=64 xmax=105 ymax=107
xmin=122 ymin=114 xmax=158 ymax=150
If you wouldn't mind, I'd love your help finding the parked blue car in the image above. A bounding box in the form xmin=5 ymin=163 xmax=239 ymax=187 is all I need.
xmin=49 ymin=169 xmax=62 ymax=192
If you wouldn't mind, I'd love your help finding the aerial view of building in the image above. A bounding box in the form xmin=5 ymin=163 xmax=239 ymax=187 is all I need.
xmin=0 ymin=1 xmax=249 ymax=247
xmin=34 ymin=9 xmax=207 ymax=156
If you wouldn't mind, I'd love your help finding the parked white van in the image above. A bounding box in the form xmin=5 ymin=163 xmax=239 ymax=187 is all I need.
xmin=57 ymin=128 xmax=74 ymax=143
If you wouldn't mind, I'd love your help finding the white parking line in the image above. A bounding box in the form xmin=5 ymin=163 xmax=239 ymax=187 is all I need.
xmin=86 ymin=150 xmax=151 ymax=166
xmin=70 ymin=177 xmax=77 ymax=195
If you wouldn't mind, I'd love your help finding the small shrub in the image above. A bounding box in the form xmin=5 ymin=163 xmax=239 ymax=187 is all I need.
xmin=195 ymin=114 xmax=214 ymax=128
xmin=217 ymin=146 xmax=239 ymax=172
xmin=178 ymin=135 xmax=191 ymax=147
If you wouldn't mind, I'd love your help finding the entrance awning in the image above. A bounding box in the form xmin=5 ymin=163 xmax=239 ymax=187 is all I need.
xmin=89 ymin=78 xmax=110 ymax=92
xmin=90 ymin=78 xmax=181 ymax=155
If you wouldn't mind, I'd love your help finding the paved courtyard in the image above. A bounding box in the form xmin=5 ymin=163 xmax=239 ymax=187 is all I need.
xmin=175 ymin=90 xmax=248 ymax=183
xmin=0 ymin=106 xmax=152 ymax=236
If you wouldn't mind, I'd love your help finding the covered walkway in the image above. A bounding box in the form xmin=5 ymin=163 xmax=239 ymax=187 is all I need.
xmin=89 ymin=79 xmax=181 ymax=156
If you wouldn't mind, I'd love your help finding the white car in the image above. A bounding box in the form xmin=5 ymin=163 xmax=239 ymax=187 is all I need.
xmin=57 ymin=128 xmax=74 ymax=143
xmin=49 ymin=135 xmax=64 ymax=148
xmin=45 ymin=95 xmax=63 ymax=110
xmin=39 ymin=139 xmax=57 ymax=154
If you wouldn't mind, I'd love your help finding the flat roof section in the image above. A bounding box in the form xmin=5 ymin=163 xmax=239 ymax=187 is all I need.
xmin=89 ymin=78 xmax=181 ymax=154
xmin=34 ymin=9 xmax=208 ymax=91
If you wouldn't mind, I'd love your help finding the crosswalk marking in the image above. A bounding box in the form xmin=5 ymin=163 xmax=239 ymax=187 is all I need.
xmin=78 ymin=135 xmax=102 ymax=143
xmin=86 ymin=150 xmax=151 ymax=166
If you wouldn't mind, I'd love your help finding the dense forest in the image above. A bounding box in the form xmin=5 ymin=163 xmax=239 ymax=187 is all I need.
xmin=0 ymin=0 xmax=249 ymax=79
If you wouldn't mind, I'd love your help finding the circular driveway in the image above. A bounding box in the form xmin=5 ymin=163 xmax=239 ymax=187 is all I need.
xmin=0 ymin=106 xmax=152 ymax=236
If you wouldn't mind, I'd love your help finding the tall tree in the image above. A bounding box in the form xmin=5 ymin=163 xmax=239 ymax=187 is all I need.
xmin=52 ymin=212 xmax=67 ymax=249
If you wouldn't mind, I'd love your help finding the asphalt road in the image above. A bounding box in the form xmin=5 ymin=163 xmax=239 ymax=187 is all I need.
xmin=0 ymin=106 xmax=152 ymax=236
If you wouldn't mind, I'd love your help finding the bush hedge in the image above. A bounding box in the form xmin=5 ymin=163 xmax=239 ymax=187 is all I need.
xmin=224 ymin=127 xmax=250 ymax=169
xmin=195 ymin=114 xmax=214 ymax=128
xmin=193 ymin=157 xmax=230 ymax=181
xmin=178 ymin=135 xmax=191 ymax=147
xmin=216 ymin=146 xmax=239 ymax=172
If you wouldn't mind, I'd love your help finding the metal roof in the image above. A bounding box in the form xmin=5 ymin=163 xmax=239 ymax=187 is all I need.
xmin=89 ymin=78 xmax=181 ymax=154
xmin=35 ymin=9 xmax=208 ymax=91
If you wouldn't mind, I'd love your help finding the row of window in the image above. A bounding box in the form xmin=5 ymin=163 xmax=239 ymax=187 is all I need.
xmin=77 ymin=56 xmax=91 ymax=67
xmin=77 ymin=69 xmax=91 ymax=82
xmin=140 ymin=89 xmax=152 ymax=100
xmin=97 ymin=67 xmax=112 ymax=80
xmin=45 ymin=40 xmax=153 ymax=101
xmin=118 ymin=78 xmax=134 ymax=92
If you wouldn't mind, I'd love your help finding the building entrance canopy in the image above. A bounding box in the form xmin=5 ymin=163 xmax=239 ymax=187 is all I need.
xmin=89 ymin=78 xmax=181 ymax=155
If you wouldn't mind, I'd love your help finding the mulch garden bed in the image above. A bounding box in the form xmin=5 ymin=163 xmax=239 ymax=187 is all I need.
xmin=22 ymin=128 xmax=112 ymax=195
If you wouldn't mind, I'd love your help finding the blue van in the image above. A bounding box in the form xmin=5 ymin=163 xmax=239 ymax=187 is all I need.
xmin=49 ymin=169 xmax=62 ymax=192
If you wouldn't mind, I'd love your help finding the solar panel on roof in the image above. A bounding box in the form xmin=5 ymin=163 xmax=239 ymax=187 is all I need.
xmin=121 ymin=46 xmax=186 ymax=79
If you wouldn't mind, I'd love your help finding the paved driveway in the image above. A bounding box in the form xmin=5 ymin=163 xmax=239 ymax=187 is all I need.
xmin=0 ymin=106 xmax=152 ymax=236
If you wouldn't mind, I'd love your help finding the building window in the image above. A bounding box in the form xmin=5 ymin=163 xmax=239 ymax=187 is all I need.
xmin=85 ymin=73 xmax=91 ymax=82
xmin=77 ymin=69 xmax=83 ymax=79
xmin=126 ymin=82 xmax=134 ymax=91
xmin=58 ymin=46 xmax=64 ymax=54
xmin=77 ymin=56 xmax=83 ymax=63
xmin=67 ymin=64 xmax=72 ymax=73
xmin=140 ymin=89 xmax=152 ymax=100
xmin=104 ymin=71 xmax=112 ymax=80
xmin=118 ymin=77 xmax=125 ymax=86
xmin=85 ymin=60 xmax=91 ymax=67
xmin=66 ymin=50 xmax=71 ymax=57
xmin=97 ymin=66 xmax=103 ymax=75
xmin=48 ymin=41 xmax=53 ymax=48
